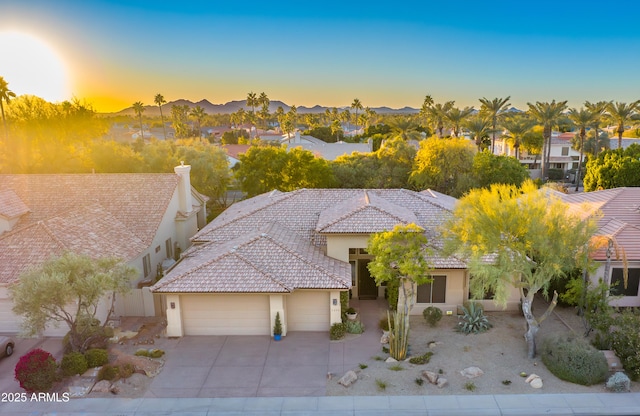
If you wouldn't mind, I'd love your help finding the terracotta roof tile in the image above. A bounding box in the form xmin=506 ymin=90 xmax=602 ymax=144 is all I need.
xmin=0 ymin=189 xmax=30 ymax=219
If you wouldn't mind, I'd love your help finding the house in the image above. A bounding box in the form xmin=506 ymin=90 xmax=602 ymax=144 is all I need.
xmin=151 ymin=188 xmax=520 ymax=337
xmin=0 ymin=164 xmax=207 ymax=335
xmin=281 ymin=132 xmax=373 ymax=161
xmin=556 ymin=187 xmax=640 ymax=307
xmin=221 ymin=144 xmax=251 ymax=168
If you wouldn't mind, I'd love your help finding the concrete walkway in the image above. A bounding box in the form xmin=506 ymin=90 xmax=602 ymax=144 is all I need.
xmin=2 ymin=394 xmax=640 ymax=415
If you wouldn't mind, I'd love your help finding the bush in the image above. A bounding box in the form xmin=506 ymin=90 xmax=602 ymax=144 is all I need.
xmin=97 ymin=364 xmax=118 ymax=381
xmin=456 ymin=302 xmax=492 ymax=334
xmin=61 ymin=352 xmax=88 ymax=377
xmin=606 ymin=372 xmax=631 ymax=392
xmin=135 ymin=348 xmax=165 ymax=358
xmin=409 ymin=351 xmax=433 ymax=365
xmin=379 ymin=314 xmax=395 ymax=331
xmin=62 ymin=318 xmax=114 ymax=353
xmin=84 ymin=349 xmax=109 ymax=368
xmin=14 ymin=349 xmax=58 ymax=393
xmin=540 ymin=334 xmax=608 ymax=386
xmin=345 ymin=320 xmax=364 ymax=334
xmin=330 ymin=323 xmax=347 ymax=340
xmin=119 ymin=363 xmax=135 ymax=379
xmin=610 ymin=310 xmax=640 ymax=380
xmin=423 ymin=307 xmax=443 ymax=327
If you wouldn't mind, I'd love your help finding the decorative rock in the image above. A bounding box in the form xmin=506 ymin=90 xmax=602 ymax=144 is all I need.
xmin=525 ymin=374 xmax=540 ymax=384
xmin=380 ymin=333 xmax=389 ymax=344
xmin=530 ymin=378 xmax=543 ymax=389
xmin=460 ymin=366 xmax=484 ymax=379
xmin=338 ymin=370 xmax=358 ymax=387
xmin=109 ymin=384 xmax=120 ymax=394
xmin=436 ymin=377 xmax=448 ymax=388
xmin=385 ymin=357 xmax=398 ymax=363
xmin=606 ymin=372 xmax=631 ymax=393
xmin=91 ymin=380 xmax=111 ymax=393
xmin=422 ymin=370 xmax=439 ymax=384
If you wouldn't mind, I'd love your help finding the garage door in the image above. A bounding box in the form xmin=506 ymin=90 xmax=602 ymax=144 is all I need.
xmin=181 ymin=294 xmax=270 ymax=335
xmin=287 ymin=291 xmax=329 ymax=331
xmin=0 ymin=299 xmax=21 ymax=333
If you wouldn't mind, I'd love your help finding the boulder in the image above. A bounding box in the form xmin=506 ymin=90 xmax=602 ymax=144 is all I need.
xmin=385 ymin=357 xmax=398 ymax=363
xmin=460 ymin=366 xmax=484 ymax=379
xmin=338 ymin=370 xmax=358 ymax=387
xmin=422 ymin=370 xmax=439 ymax=384
xmin=436 ymin=377 xmax=448 ymax=388
xmin=91 ymin=380 xmax=111 ymax=393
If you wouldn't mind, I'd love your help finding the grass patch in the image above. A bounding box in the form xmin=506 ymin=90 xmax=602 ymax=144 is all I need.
xmin=415 ymin=377 xmax=424 ymax=386
xmin=388 ymin=364 xmax=404 ymax=371
xmin=375 ymin=379 xmax=387 ymax=391
xmin=409 ymin=351 xmax=433 ymax=365
xmin=502 ymin=380 xmax=512 ymax=385
xmin=464 ymin=381 xmax=476 ymax=391
xmin=373 ymin=356 xmax=384 ymax=361
xmin=359 ymin=363 xmax=368 ymax=369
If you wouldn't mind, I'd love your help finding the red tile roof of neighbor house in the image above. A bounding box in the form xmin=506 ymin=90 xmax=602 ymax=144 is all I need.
xmin=557 ymin=187 xmax=640 ymax=261
xmin=153 ymin=188 xmax=466 ymax=294
xmin=0 ymin=173 xmax=184 ymax=284
xmin=221 ymin=144 xmax=251 ymax=160
xmin=0 ymin=190 xmax=30 ymax=219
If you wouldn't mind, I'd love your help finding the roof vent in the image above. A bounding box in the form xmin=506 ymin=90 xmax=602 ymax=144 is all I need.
xmin=364 ymin=190 xmax=370 ymax=205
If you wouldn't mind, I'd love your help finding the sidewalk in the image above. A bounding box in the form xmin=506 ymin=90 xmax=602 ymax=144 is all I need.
xmin=2 ymin=393 xmax=639 ymax=415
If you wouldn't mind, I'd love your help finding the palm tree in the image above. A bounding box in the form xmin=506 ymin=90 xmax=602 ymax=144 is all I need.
xmin=584 ymin=100 xmax=609 ymax=157
xmin=464 ymin=116 xmax=495 ymax=151
xmin=567 ymin=108 xmax=596 ymax=190
xmin=351 ymin=98 xmax=363 ymax=132
xmin=340 ymin=108 xmax=350 ymax=134
xmin=605 ymin=101 xmax=639 ymax=150
xmin=190 ymin=105 xmax=206 ymax=138
xmin=154 ymin=93 xmax=167 ymax=140
xmin=132 ymin=101 xmax=145 ymax=140
xmin=501 ymin=115 xmax=536 ymax=159
xmin=479 ymin=96 xmax=511 ymax=153
xmin=419 ymin=94 xmax=434 ymax=131
xmin=258 ymin=92 xmax=270 ymax=129
xmin=444 ymin=106 xmax=474 ymax=137
xmin=387 ymin=117 xmax=422 ymax=141
xmin=425 ymin=101 xmax=454 ymax=137
xmin=246 ymin=91 xmax=258 ymax=138
xmin=0 ymin=76 xmax=16 ymax=142
xmin=526 ymin=100 xmax=568 ymax=180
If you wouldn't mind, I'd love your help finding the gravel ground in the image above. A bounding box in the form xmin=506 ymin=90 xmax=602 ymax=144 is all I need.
xmin=327 ymin=299 xmax=636 ymax=396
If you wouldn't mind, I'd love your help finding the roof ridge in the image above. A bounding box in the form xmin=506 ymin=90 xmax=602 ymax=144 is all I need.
xmin=232 ymin=251 xmax=292 ymax=292
xmin=39 ymin=221 xmax=69 ymax=251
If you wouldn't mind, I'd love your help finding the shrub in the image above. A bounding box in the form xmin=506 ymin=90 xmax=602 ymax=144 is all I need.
xmin=456 ymin=302 xmax=492 ymax=334
xmin=415 ymin=377 xmax=424 ymax=386
xmin=62 ymin=318 xmax=114 ymax=353
xmin=464 ymin=381 xmax=476 ymax=391
xmin=119 ymin=363 xmax=135 ymax=379
xmin=379 ymin=314 xmax=394 ymax=331
xmin=84 ymin=349 xmax=109 ymax=368
xmin=97 ymin=364 xmax=118 ymax=381
xmin=409 ymin=351 xmax=433 ymax=365
xmin=423 ymin=306 xmax=443 ymax=327
xmin=345 ymin=320 xmax=365 ymax=334
xmin=540 ymin=334 xmax=608 ymax=386
xmin=610 ymin=310 xmax=640 ymax=380
xmin=606 ymin=372 xmax=631 ymax=393
xmin=375 ymin=379 xmax=387 ymax=391
xmin=388 ymin=364 xmax=403 ymax=371
xmin=14 ymin=349 xmax=58 ymax=393
xmin=135 ymin=348 xmax=165 ymax=358
xmin=61 ymin=352 xmax=88 ymax=377
xmin=330 ymin=323 xmax=347 ymax=340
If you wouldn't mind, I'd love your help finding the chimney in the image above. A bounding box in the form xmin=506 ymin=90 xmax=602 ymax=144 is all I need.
xmin=174 ymin=162 xmax=193 ymax=213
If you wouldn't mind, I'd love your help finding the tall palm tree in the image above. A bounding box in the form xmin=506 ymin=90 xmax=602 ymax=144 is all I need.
xmin=605 ymin=101 xmax=639 ymax=150
xmin=501 ymin=115 xmax=536 ymax=159
xmin=444 ymin=106 xmax=474 ymax=137
xmin=351 ymin=98 xmax=363 ymax=131
xmin=419 ymin=94 xmax=434 ymax=132
xmin=526 ymin=100 xmax=568 ymax=180
xmin=132 ymin=101 xmax=145 ymax=140
xmin=425 ymin=101 xmax=454 ymax=137
xmin=567 ymin=108 xmax=596 ymax=190
xmin=340 ymin=108 xmax=350 ymax=134
xmin=258 ymin=92 xmax=270 ymax=130
xmin=154 ymin=93 xmax=167 ymax=140
xmin=479 ymin=96 xmax=511 ymax=153
xmin=584 ymin=100 xmax=609 ymax=157
xmin=0 ymin=76 xmax=16 ymax=142
xmin=246 ymin=91 xmax=258 ymax=138
xmin=190 ymin=105 xmax=206 ymax=138
xmin=387 ymin=117 xmax=422 ymax=141
xmin=464 ymin=116 xmax=495 ymax=151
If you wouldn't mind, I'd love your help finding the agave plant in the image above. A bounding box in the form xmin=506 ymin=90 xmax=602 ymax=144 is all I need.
xmin=456 ymin=302 xmax=492 ymax=334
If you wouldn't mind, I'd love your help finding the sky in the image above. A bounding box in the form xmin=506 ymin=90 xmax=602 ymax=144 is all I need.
xmin=1 ymin=0 xmax=639 ymax=113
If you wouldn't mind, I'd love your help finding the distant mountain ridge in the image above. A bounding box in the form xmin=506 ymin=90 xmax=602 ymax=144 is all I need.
xmin=108 ymin=99 xmax=423 ymax=116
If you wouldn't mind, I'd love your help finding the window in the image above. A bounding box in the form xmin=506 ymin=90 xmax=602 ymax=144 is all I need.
xmin=561 ymin=147 xmax=569 ymax=156
xmin=143 ymin=254 xmax=151 ymax=278
xmin=417 ymin=276 xmax=446 ymax=303
xmin=165 ymin=238 xmax=173 ymax=259
xmin=611 ymin=268 xmax=640 ymax=297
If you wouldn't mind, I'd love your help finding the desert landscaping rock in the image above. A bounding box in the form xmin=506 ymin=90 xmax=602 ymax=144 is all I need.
xmin=380 ymin=333 xmax=389 ymax=344
xmin=422 ymin=370 xmax=439 ymax=384
xmin=460 ymin=366 xmax=484 ymax=379
xmin=530 ymin=378 xmax=543 ymax=388
xmin=385 ymin=357 xmax=397 ymax=363
xmin=436 ymin=377 xmax=448 ymax=388
xmin=91 ymin=380 xmax=111 ymax=393
xmin=338 ymin=370 xmax=358 ymax=387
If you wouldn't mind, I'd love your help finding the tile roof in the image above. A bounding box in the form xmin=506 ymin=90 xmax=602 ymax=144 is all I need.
xmin=152 ymin=222 xmax=350 ymax=293
xmin=558 ymin=188 xmax=640 ymax=260
xmin=0 ymin=189 xmax=30 ymax=219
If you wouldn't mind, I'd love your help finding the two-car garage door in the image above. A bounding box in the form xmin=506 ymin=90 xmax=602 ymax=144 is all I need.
xmin=180 ymin=291 xmax=330 ymax=335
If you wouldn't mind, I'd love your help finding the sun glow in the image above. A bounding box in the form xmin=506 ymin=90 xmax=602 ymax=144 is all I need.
xmin=0 ymin=31 xmax=70 ymax=103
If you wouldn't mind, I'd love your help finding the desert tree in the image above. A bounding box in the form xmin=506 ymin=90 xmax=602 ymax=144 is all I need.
xmin=132 ymin=101 xmax=145 ymax=140
xmin=154 ymin=93 xmax=168 ymax=139
xmin=443 ymin=180 xmax=598 ymax=358
xmin=367 ymin=224 xmax=432 ymax=360
xmin=0 ymin=75 xmax=16 ymax=141
xmin=605 ymin=101 xmax=639 ymax=150
xmin=10 ymin=252 xmax=136 ymax=353
xmin=479 ymin=96 xmax=511 ymax=153
xmin=527 ymin=100 xmax=568 ymax=180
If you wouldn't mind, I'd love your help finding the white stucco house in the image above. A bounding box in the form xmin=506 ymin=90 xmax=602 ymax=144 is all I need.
xmin=0 ymin=164 xmax=207 ymax=335
xmin=152 ymin=188 xmax=521 ymax=338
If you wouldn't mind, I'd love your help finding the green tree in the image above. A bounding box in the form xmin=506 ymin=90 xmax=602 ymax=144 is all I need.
xmin=171 ymin=104 xmax=190 ymax=138
xmin=605 ymin=101 xmax=639 ymax=150
xmin=386 ymin=117 xmax=422 ymax=141
xmin=154 ymin=93 xmax=168 ymax=140
xmin=584 ymin=101 xmax=609 ymax=157
xmin=367 ymin=224 xmax=432 ymax=360
xmin=10 ymin=252 xmax=136 ymax=353
xmin=0 ymin=75 xmax=16 ymax=142
xmin=501 ymin=114 xmax=536 ymax=159
xmin=88 ymin=140 xmax=144 ymax=173
xmin=351 ymin=98 xmax=363 ymax=131
xmin=444 ymin=106 xmax=474 ymax=137
xmin=246 ymin=91 xmax=258 ymax=137
xmin=583 ymin=144 xmax=640 ymax=191
xmin=479 ymin=96 xmax=511 ymax=153
xmin=258 ymin=92 xmax=270 ymax=130
xmin=424 ymin=101 xmax=454 ymax=138
xmin=410 ymin=136 xmax=476 ymax=197
xmin=567 ymin=108 xmax=596 ymax=191
xmin=471 ymin=151 xmax=529 ymax=189
xmin=132 ymin=101 xmax=145 ymax=140
xmin=443 ymin=180 xmax=598 ymax=358
xmin=527 ymin=100 xmax=568 ymax=180
xmin=464 ymin=116 xmax=494 ymax=151
xmin=190 ymin=105 xmax=206 ymax=138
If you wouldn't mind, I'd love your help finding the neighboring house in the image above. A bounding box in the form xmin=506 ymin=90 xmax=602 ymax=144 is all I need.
xmin=0 ymin=164 xmax=207 ymax=335
xmin=281 ymin=132 xmax=372 ymax=161
xmin=221 ymin=144 xmax=251 ymax=168
xmin=557 ymin=187 xmax=640 ymax=307
xmin=152 ymin=188 xmax=520 ymax=338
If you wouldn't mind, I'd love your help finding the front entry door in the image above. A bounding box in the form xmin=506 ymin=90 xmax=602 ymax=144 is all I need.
xmin=358 ymin=259 xmax=377 ymax=300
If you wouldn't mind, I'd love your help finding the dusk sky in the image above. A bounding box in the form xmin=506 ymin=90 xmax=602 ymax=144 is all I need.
xmin=1 ymin=0 xmax=639 ymax=113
